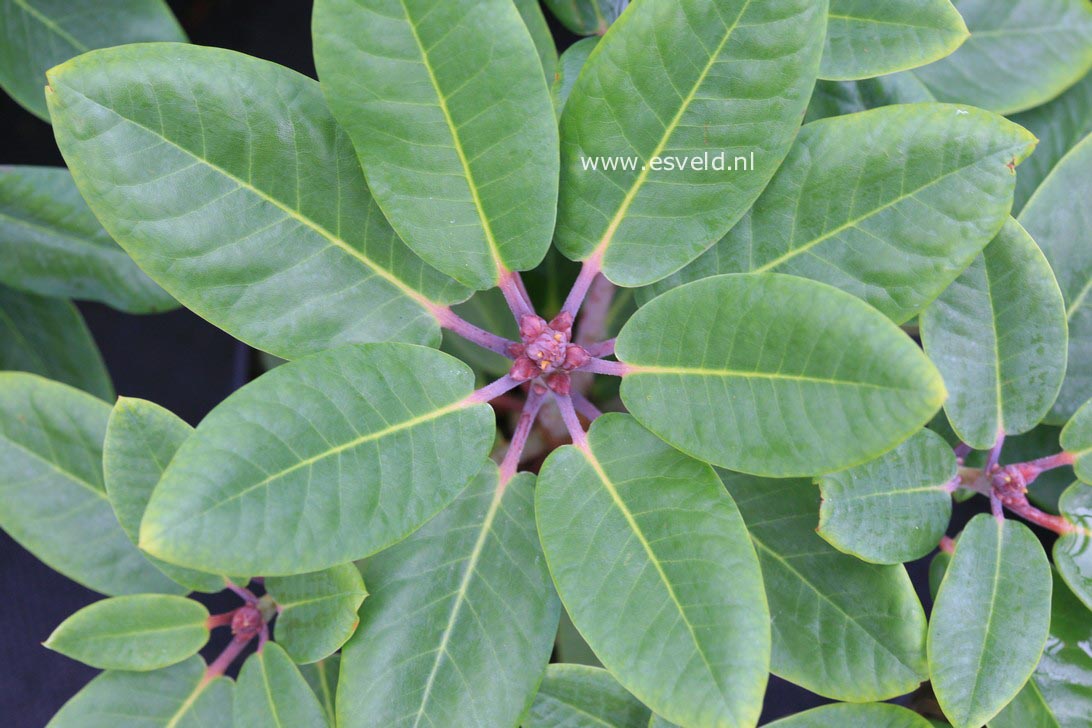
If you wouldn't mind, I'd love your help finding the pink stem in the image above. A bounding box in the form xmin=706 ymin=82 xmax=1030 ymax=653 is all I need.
xmin=578 ymin=358 xmax=630 ymax=377
xmin=499 ymin=385 xmax=547 ymax=484
xmin=561 ymin=255 xmax=603 ymax=319
xmin=1025 ymin=451 xmax=1076 ymax=471
xmin=205 ymin=611 xmax=237 ymax=629
xmin=575 ymin=275 xmax=616 ymax=345
xmin=258 ymin=623 xmax=270 ymax=651
xmin=466 ymin=374 xmax=522 ymax=404
xmin=203 ymin=635 xmax=251 ymax=683
xmin=225 ymin=579 xmax=257 ymax=605
xmin=571 ymin=391 xmax=603 ymax=421
xmin=499 ymin=270 xmax=535 ymax=320
xmin=555 ymin=393 xmax=588 ymax=449
xmin=1006 ymin=500 xmax=1075 ymax=535
xmin=431 ymin=306 xmax=518 ymax=357
xmin=584 ymin=338 xmax=616 ymax=357
xmin=985 ymin=433 xmax=1006 ymax=521
xmin=939 ymin=535 xmax=956 ymax=554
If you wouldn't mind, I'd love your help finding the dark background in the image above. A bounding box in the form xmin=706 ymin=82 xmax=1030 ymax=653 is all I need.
xmin=0 ymin=2 xmax=1000 ymax=725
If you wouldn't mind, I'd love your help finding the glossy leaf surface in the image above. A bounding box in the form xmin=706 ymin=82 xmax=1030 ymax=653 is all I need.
xmin=537 ymin=415 xmax=769 ymax=728
xmin=928 ymin=515 xmax=1052 ymax=728
xmin=542 ymin=0 xmax=618 ymax=35
xmin=724 ymin=472 xmax=928 ymax=701
xmin=301 ymin=655 xmax=339 ymax=726
xmin=0 ymin=373 xmax=180 ymax=595
xmin=821 ymin=0 xmax=968 ymax=80
xmin=817 ymin=428 xmax=955 ymax=564
xmin=555 ymin=0 xmax=827 ymax=286
xmin=0 ymin=166 xmax=174 ymax=312
xmin=265 ymin=564 xmax=367 ymax=664
xmin=551 ymin=36 xmax=597 ymax=116
xmin=619 ymin=274 xmax=945 ymax=476
xmin=45 ymin=594 xmax=209 ymax=671
xmin=1053 ymin=482 xmax=1092 ymax=611
xmin=514 ymin=0 xmax=558 ymax=82
xmin=0 ymin=0 xmax=186 ymax=120
xmin=525 ymin=664 xmax=651 ymax=728
xmin=338 ymin=466 xmax=559 ymax=728
xmin=909 ymin=0 xmax=1092 ymax=115
xmin=47 ymin=43 xmax=469 ymax=360
xmin=1011 ymin=73 xmax=1092 ymax=213
xmin=47 ymin=656 xmax=232 ymax=728
xmin=313 ymin=0 xmax=559 ymax=289
xmin=1030 ymin=570 xmax=1092 ymax=727
xmin=0 ymin=284 xmax=113 ymax=401
xmin=104 ymin=398 xmax=227 ymax=593
xmin=641 ymin=105 xmax=1036 ymax=323
xmin=991 ymin=678 xmax=1062 ymax=728
xmin=1061 ymin=399 xmax=1092 ymax=483
xmin=765 ymin=702 xmax=933 ymax=727
xmin=235 ymin=643 xmax=329 ymax=728
xmin=1020 ymin=134 xmax=1092 ymax=423
xmin=141 ymin=344 xmax=493 ymax=575
xmin=921 ymin=218 xmax=1068 ymax=448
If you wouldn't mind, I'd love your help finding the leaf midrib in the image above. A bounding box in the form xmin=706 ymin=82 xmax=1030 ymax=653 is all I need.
xmin=12 ymin=0 xmax=89 ymax=53
xmin=628 ymin=364 xmax=920 ymax=393
xmin=395 ymin=0 xmax=505 ymax=284
xmin=50 ymin=79 xmax=437 ymax=311
xmin=580 ymin=446 xmax=738 ymax=722
xmin=412 ymin=483 xmax=504 ymax=728
xmin=827 ymin=12 xmax=963 ymax=35
xmin=958 ymin=519 xmax=1006 ymax=725
xmin=592 ymin=0 xmax=754 ymax=258
xmin=0 ymin=433 xmax=105 ymax=499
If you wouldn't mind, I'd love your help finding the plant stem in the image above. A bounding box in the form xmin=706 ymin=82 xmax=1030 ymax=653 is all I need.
xmin=203 ymin=635 xmax=250 ymax=683
xmin=561 ymin=254 xmax=603 ymax=319
xmin=467 ymin=374 xmax=522 ymax=404
xmin=499 ymin=385 xmax=547 ymax=484
xmin=431 ymin=306 xmax=518 ymax=357
xmin=1025 ymin=451 xmax=1076 ymax=471
xmin=985 ymin=433 xmax=1005 ymax=521
xmin=579 ymin=357 xmax=630 ymax=377
xmin=571 ymin=391 xmax=603 ymax=420
xmin=206 ymin=611 xmax=236 ymax=629
xmin=555 ymin=393 xmax=588 ymax=448
xmin=499 ymin=270 xmax=535 ymax=320
xmin=225 ymin=579 xmax=257 ymax=605
xmin=939 ymin=535 xmax=956 ymax=554
xmin=585 ymin=338 xmax=616 ymax=357
xmin=1005 ymin=499 xmax=1075 ymax=535
xmin=575 ymin=275 xmax=616 ymax=346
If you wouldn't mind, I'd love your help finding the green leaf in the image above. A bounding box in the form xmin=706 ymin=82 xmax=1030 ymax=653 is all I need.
xmin=1053 ymin=481 xmax=1092 ymax=611
xmin=1061 ymin=399 xmax=1092 ymax=483
xmin=619 ymin=274 xmax=945 ymax=477
xmin=44 ymin=594 xmax=209 ymax=671
xmin=907 ymin=0 xmax=1092 ymax=115
xmin=140 ymin=343 xmax=494 ymax=575
xmin=235 ymin=642 xmax=329 ymax=728
xmin=104 ymin=397 xmax=228 ymax=593
xmin=338 ymin=465 xmax=559 ymax=728
xmin=0 ymin=373 xmax=181 ymax=595
xmin=0 ymin=166 xmax=175 ymax=312
xmin=921 ymin=218 xmax=1068 ymax=449
xmin=928 ymin=514 xmax=1052 ymax=728
xmin=1019 ymin=134 xmax=1092 ymax=424
xmin=46 ymin=43 xmax=469 ymax=361
xmin=552 ymin=37 xmax=598 ymax=117
xmin=1011 ymin=72 xmax=1092 ymax=214
xmin=990 ymin=679 xmax=1061 ymax=728
xmin=47 ymin=655 xmax=232 ymax=728
xmin=525 ymin=664 xmax=651 ymax=728
xmin=723 ymin=471 xmax=928 ymax=701
xmin=514 ymin=0 xmax=558 ymax=82
xmin=929 ymin=550 xmax=952 ymax=601
xmin=1029 ymin=570 xmax=1092 ymax=727
xmin=817 ymin=428 xmax=955 ymax=564
xmin=301 ymin=655 xmax=339 ymax=727
xmin=0 ymin=283 xmax=113 ymax=401
xmin=536 ymin=415 xmax=769 ymax=727
xmin=555 ymin=0 xmax=828 ymax=287
xmin=0 ymin=0 xmax=186 ymax=120
xmin=542 ymin=0 xmax=618 ymax=35
xmin=765 ymin=702 xmax=934 ymax=727
xmin=805 ymin=72 xmax=937 ymax=122
xmin=265 ymin=564 xmax=367 ymax=664
xmin=821 ymin=0 xmax=968 ymax=81
xmin=641 ymin=105 xmax=1036 ymax=323
xmin=313 ymin=0 xmax=559 ymax=290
